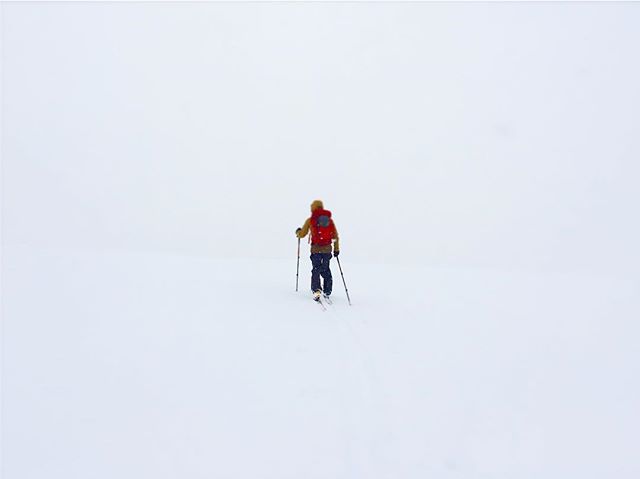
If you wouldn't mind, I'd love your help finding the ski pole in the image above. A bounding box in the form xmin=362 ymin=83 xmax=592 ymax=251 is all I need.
xmin=336 ymin=256 xmax=351 ymax=306
xmin=295 ymin=237 xmax=301 ymax=292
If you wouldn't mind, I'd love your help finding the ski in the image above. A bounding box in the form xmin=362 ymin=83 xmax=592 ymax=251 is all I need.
xmin=314 ymin=296 xmax=327 ymax=311
xmin=322 ymin=294 xmax=333 ymax=305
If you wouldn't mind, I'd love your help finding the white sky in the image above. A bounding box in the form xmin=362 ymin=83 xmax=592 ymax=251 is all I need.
xmin=3 ymin=2 xmax=640 ymax=277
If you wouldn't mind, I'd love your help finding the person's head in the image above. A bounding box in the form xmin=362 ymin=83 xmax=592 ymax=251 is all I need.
xmin=310 ymin=200 xmax=324 ymax=212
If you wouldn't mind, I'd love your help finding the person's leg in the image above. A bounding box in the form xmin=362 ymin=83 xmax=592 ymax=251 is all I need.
xmin=320 ymin=253 xmax=333 ymax=295
xmin=310 ymin=254 xmax=322 ymax=293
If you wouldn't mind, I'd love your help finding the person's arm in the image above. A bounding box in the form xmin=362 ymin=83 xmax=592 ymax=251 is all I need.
xmin=332 ymin=221 xmax=340 ymax=254
xmin=296 ymin=218 xmax=311 ymax=238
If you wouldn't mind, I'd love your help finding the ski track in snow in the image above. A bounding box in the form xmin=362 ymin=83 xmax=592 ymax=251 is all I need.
xmin=325 ymin=299 xmax=388 ymax=479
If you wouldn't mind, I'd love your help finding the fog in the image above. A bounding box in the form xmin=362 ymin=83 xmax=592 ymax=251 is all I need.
xmin=4 ymin=2 xmax=640 ymax=277
xmin=3 ymin=3 xmax=640 ymax=478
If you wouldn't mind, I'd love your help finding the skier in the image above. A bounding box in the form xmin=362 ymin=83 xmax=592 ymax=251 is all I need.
xmin=296 ymin=200 xmax=340 ymax=302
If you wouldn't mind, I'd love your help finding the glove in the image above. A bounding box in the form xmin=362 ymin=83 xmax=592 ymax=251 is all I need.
xmin=295 ymin=227 xmax=301 ymax=236
xmin=333 ymin=251 xmax=340 ymax=257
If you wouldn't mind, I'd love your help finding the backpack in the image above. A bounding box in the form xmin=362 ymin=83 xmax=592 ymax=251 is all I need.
xmin=310 ymin=209 xmax=335 ymax=246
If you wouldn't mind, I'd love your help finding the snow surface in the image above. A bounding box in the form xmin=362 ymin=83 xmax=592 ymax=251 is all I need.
xmin=3 ymin=2 xmax=640 ymax=478
xmin=4 ymin=246 xmax=639 ymax=478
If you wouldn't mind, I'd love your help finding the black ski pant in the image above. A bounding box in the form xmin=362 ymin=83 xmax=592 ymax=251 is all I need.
xmin=310 ymin=253 xmax=333 ymax=295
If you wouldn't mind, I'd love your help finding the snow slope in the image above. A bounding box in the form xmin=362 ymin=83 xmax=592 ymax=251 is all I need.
xmin=3 ymin=246 xmax=639 ymax=478
xmin=3 ymin=2 xmax=640 ymax=478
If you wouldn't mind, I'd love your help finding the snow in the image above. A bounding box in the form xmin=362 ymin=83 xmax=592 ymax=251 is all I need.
xmin=3 ymin=247 xmax=640 ymax=478
xmin=3 ymin=2 xmax=640 ymax=478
